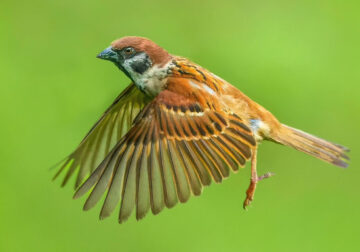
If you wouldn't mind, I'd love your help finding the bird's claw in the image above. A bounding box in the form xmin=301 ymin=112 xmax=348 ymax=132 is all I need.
xmin=257 ymin=172 xmax=275 ymax=181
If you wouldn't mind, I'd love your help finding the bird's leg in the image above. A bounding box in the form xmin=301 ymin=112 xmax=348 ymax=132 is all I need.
xmin=243 ymin=149 xmax=258 ymax=209
xmin=243 ymin=149 xmax=274 ymax=209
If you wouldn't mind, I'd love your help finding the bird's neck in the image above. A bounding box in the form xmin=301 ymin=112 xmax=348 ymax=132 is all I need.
xmin=131 ymin=61 xmax=173 ymax=97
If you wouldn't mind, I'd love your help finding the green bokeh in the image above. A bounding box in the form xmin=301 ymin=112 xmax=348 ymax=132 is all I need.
xmin=1 ymin=0 xmax=359 ymax=251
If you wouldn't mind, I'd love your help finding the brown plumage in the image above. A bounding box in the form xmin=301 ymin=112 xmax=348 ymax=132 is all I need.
xmin=54 ymin=36 xmax=349 ymax=223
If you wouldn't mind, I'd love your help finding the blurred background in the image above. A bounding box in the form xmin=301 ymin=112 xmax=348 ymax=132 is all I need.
xmin=1 ymin=0 xmax=359 ymax=251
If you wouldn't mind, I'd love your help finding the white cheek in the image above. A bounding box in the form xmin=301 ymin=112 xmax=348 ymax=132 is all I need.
xmin=122 ymin=61 xmax=132 ymax=73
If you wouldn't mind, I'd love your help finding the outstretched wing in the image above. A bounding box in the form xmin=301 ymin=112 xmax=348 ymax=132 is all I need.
xmin=74 ymin=78 xmax=257 ymax=223
xmin=54 ymin=83 xmax=151 ymax=188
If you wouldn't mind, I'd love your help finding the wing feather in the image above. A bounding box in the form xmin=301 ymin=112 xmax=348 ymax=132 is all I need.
xmin=54 ymin=83 xmax=150 ymax=188
xmin=119 ymin=121 xmax=149 ymax=222
xmin=158 ymin=138 xmax=179 ymax=208
xmin=175 ymin=142 xmax=202 ymax=196
xmin=135 ymin=143 xmax=151 ymax=220
xmin=99 ymin=144 xmax=132 ymax=219
xmin=180 ymin=140 xmax=212 ymax=186
xmin=167 ymin=139 xmax=191 ymax=203
xmin=149 ymin=140 xmax=165 ymax=214
xmin=71 ymin=79 xmax=256 ymax=223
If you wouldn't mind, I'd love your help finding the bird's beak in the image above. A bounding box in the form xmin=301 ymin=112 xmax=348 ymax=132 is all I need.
xmin=96 ymin=47 xmax=119 ymax=62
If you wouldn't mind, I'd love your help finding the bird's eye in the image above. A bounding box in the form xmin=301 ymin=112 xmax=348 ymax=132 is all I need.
xmin=123 ymin=47 xmax=135 ymax=57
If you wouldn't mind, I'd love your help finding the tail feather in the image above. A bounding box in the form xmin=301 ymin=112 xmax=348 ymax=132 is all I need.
xmin=274 ymin=124 xmax=350 ymax=168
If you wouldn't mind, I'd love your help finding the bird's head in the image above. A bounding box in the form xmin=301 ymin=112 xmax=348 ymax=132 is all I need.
xmin=97 ymin=36 xmax=171 ymax=82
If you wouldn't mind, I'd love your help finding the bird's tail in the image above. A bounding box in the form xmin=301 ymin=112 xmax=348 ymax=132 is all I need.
xmin=273 ymin=124 xmax=350 ymax=168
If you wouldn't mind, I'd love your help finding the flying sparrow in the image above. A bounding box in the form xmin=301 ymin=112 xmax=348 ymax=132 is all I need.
xmin=54 ymin=36 xmax=349 ymax=223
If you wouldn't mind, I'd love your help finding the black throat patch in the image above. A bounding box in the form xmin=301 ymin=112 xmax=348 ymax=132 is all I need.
xmin=130 ymin=53 xmax=152 ymax=74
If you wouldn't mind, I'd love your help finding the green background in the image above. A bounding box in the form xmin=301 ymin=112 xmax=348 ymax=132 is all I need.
xmin=1 ymin=0 xmax=359 ymax=251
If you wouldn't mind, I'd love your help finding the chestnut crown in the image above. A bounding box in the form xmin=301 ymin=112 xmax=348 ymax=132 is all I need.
xmin=111 ymin=36 xmax=171 ymax=66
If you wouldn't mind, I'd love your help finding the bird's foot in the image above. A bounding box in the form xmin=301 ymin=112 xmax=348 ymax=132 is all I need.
xmin=243 ymin=172 xmax=275 ymax=209
xmin=257 ymin=172 xmax=275 ymax=181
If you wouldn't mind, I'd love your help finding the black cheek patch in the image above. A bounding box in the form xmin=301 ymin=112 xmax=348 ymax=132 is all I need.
xmin=130 ymin=54 xmax=152 ymax=74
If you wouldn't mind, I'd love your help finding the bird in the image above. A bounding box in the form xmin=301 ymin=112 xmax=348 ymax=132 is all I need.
xmin=54 ymin=36 xmax=350 ymax=223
